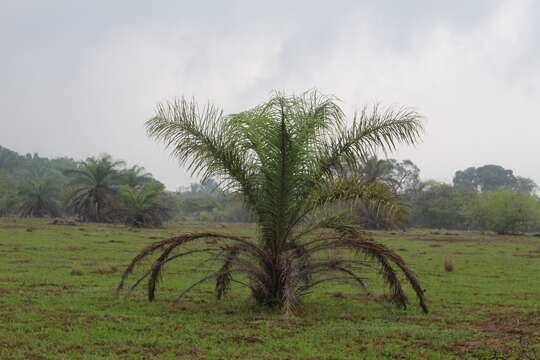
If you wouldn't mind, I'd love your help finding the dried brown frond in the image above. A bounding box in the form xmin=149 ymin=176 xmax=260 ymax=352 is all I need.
xmin=118 ymin=228 xmax=428 ymax=315
xmin=302 ymin=232 xmax=428 ymax=314
xmin=117 ymin=232 xmax=253 ymax=299
xmin=215 ymin=246 xmax=239 ymax=300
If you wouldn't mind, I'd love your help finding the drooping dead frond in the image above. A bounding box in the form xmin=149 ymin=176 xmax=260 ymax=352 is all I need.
xmin=280 ymin=252 xmax=303 ymax=316
xmin=215 ymin=246 xmax=239 ymax=300
xmin=303 ymin=232 xmax=428 ymax=313
xmin=118 ymin=233 xmax=255 ymax=298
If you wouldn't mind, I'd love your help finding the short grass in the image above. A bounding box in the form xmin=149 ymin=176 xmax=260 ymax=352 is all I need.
xmin=0 ymin=218 xmax=539 ymax=359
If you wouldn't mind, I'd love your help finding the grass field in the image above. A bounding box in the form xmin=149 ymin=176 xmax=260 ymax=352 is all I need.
xmin=0 ymin=218 xmax=539 ymax=359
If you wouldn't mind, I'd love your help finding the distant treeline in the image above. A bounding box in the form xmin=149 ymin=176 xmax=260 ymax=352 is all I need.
xmin=0 ymin=145 xmax=251 ymax=226
xmin=1 ymin=145 xmax=538 ymax=233
xmin=358 ymin=159 xmax=539 ymax=234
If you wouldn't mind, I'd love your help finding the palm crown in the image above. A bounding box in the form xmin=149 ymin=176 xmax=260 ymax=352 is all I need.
xmin=119 ymin=91 xmax=427 ymax=314
xmin=65 ymin=155 xmax=124 ymax=222
xmin=120 ymin=165 xmax=153 ymax=189
xmin=119 ymin=184 xmax=165 ymax=228
xmin=18 ymin=179 xmax=60 ymax=218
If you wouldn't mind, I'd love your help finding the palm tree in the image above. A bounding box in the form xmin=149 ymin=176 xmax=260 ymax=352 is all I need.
xmin=357 ymin=156 xmax=394 ymax=183
xmin=119 ymin=165 xmax=154 ymax=189
xmin=347 ymin=156 xmax=406 ymax=229
xmin=119 ymin=184 xmax=165 ymax=228
xmin=18 ymin=179 xmax=60 ymax=217
xmin=64 ymin=155 xmax=124 ymax=222
xmin=119 ymin=91 xmax=428 ymax=314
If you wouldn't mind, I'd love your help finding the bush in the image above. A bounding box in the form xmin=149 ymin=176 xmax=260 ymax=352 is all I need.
xmin=463 ymin=190 xmax=540 ymax=234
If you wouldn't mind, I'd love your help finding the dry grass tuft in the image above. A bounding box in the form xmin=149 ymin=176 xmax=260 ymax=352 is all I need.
xmin=92 ymin=265 xmax=118 ymax=275
xmin=444 ymin=256 xmax=454 ymax=272
xmin=70 ymin=267 xmax=84 ymax=276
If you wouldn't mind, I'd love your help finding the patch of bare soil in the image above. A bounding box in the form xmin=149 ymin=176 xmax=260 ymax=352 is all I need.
xmin=16 ymin=283 xmax=75 ymax=295
xmin=246 ymin=318 xmax=303 ymax=328
xmin=26 ymin=283 xmax=75 ymax=291
xmin=445 ymin=312 xmax=540 ymax=355
xmin=141 ymin=344 xmax=167 ymax=357
xmin=0 ymin=288 xmax=20 ymax=294
xmin=406 ymin=233 xmax=471 ymax=243
xmin=513 ymin=251 xmax=540 ymax=259
xmin=37 ymin=308 xmax=90 ymax=328
xmin=49 ymin=219 xmax=77 ymax=226
xmin=94 ymin=239 xmax=124 ymax=244
xmin=231 ymin=335 xmax=264 ymax=344
xmin=24 ymin=355 xmax=49 ymax=360
xmin=0 ymin=221 xmax=41 ymax=231
xmin=174 ymin=346 xmax=203 ymax=357
xmin=10 ymin=258 xmax=32 ymax=264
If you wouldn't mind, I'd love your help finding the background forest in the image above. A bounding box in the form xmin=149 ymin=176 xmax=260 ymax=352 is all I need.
xmin=1 ymin=144 xmax=539 ymax=234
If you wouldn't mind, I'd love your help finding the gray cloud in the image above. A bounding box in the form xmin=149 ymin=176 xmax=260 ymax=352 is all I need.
xmin=1 ymin=0 xmax=539 ymax=188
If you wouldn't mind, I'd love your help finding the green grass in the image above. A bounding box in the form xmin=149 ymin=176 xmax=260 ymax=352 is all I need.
xmin=1 ymin=219 xmax=539 ymax=359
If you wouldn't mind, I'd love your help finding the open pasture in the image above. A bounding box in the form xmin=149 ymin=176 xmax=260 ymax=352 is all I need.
xmin=0 ymin=219 xmax=539 ymax=359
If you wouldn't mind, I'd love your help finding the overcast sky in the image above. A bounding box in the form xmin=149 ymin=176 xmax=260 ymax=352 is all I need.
xmin=1 ymin=0 xmax=539 ymax=189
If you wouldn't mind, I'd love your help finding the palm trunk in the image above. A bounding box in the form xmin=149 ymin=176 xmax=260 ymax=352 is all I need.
xmin=95 ymin=201 xmax=100 ymax=222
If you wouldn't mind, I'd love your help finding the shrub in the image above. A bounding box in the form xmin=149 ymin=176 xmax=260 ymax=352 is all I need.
xmin=463 ymin=190 xmax=540 ymax=234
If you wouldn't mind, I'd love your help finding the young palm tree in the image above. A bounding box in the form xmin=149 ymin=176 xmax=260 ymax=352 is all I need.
xmin=18 ymin=179 xmax=60 ymax=217
xmin=119 ymin=184 xmax=165 ymax=228
xmin=64 ymin=155 xmax=123 ymax=222
xmin=119 ymin=91 xmax=428 ymax=314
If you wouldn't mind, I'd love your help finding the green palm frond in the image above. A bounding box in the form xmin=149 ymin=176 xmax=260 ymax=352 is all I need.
xmin=147 ymin=99 xmax=258 ymax=203
xmin=317 ymin=106 xmax=423 ymax=177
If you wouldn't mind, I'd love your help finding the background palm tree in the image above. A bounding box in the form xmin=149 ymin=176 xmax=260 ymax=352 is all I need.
xmin=119 ymin=184 xmax=165 ymax=228
xmin=64 ymin=155 xmax=123 ymax=222
xmin=119 ymin=165 xmax=153 ymax=189
xmin=358 ymin=156 xmax=394 ymax=183
xmin=346 ymin=156 xmax=407 ymax=229
xmin=18 ymin=179 xmax=60 ymax=217
xmin=119 ymin=91 xmax=427 ymax=314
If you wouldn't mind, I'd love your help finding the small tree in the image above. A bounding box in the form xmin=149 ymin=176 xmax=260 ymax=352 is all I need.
xmin=119 ymin=91 xmax=428 ymax=314
xmin=410 ymin=182 xmax=478 ymax=229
